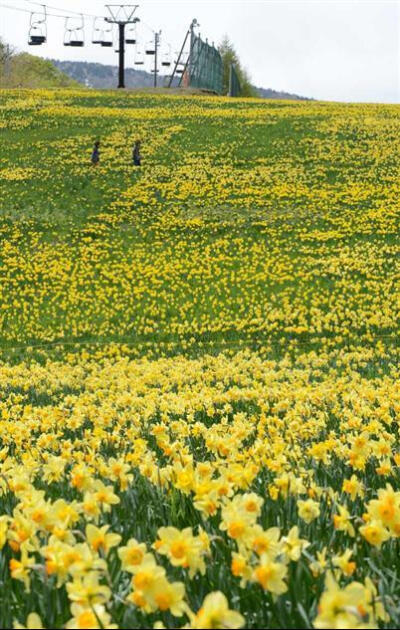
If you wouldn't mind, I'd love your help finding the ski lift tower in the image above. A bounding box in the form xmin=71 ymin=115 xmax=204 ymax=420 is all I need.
xmin=146 ymin=30 xmax=162 ymax=88
xmin=168 ymin=19 xmax=199 ymax=89
xmin=105 ymin=4 xmax=140 ymax=88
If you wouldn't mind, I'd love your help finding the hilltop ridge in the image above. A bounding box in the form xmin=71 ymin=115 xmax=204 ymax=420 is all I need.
xmin=50 ymin=58 xmax=312 ymax=99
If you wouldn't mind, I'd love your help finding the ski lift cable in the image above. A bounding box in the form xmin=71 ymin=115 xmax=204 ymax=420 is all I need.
xmin=139 ymin=18 xmax=163 ymax=36
xmin=2 ymin=0 xmax=184 ymax=72
xmin=0 ymin=2 xmax=63 ymax=19
xmin=2 ymin=1 xmax=161 ymax=36
xmin=19 ymin=0 xmax=103 ymax=19
xmin=0 ymin=2 xmax=100 ymax=20
xmin=4 ymin=0 xmax=161 ymax=45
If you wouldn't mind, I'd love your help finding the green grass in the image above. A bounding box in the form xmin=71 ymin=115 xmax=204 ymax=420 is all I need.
xmin=0 ymin=89 xmax=399 ymax=360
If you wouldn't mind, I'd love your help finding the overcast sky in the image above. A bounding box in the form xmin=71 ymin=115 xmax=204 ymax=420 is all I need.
xmin=1 ymin=0 xmax=399 ymax=102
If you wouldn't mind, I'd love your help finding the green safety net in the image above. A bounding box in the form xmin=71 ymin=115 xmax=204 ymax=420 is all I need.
xmin=189 ymin=35 xmax=223 ymax=94
xmin=229 ymin=64 xmax=241 ymax=97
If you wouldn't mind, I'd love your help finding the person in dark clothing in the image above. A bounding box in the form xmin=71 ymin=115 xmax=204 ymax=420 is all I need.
xmin=91 ymin=140 xmax=100 ymax=166
xmin=133 ymin=140 xmax=141 ymax=167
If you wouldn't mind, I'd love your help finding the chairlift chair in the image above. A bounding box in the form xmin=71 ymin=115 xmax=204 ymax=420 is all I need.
xmin=29 ymin=29 xmax=46 ymax=46
xmin=125 ymin=25 xmax=137 ymax=45
xmin=114 ymin=28 xmax=127 ymax=53
xmin=100 ymin=25 xmax=113 ymax=47
xmin=69 ymin=33 xmax=85 ymax=47
xmin=161 ymin=47 xmax=171 ymax=67
xmin=174 ymin=50 xmax=187 ymax=74
xmin=145 ymin=39 xmax=156 ymax=55
xmin=64 ymin=15 xmax=85 ymax=47
xmin=28 ymin=7 xmax=47 ymax=46
xmin=92 ymin=17 xmax=103 ymax=44
xmin=134 ymin=48 xmax=145 ymax=65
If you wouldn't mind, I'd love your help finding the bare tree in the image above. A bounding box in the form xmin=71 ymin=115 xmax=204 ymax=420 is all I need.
xmin=0 ymin=38 xmax=15 ymax=85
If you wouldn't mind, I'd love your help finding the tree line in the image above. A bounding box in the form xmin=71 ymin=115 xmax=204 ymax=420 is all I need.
xmin=218 ymin=36 xmax=256 ymax=97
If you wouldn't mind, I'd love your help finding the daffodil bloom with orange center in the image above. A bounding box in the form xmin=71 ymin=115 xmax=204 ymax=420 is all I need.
xmin=118 ymin=538 xmax=148 ymax=572
xmin=253 ymin=557 xmax=288 ymax=595
xmin=191 ymin=592 xmax=245 ymax=629
xmin=65 ymin=604 xmax=117 ymax=629
xmin=359 ymin=520 xmax=391 ymax=548
xmin=154 ymin=526 xmax=206 ymax=577
xmin=85 ymin=524 xmax=121 ymax=555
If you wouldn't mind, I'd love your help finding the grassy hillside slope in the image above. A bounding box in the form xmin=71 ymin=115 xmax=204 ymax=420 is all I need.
xmin=0 ymin=90 xmax=400 ymax=630
xmin=0 ymin=89 xmax=398 ymax=353
xmin=0 ymin=52 xmax=80 ymax=88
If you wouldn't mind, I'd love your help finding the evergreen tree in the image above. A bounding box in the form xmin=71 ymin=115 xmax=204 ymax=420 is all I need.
xmin=218 ymin=35 xmax=256 ymax=97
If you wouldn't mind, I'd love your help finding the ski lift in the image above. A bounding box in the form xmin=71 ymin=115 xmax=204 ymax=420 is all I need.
xmin=161 ymin=45 xmax=171 ymax=67
xmin=145 ymin=39 xmax=156 ymax=55
xmin=100 ymin=24 xmax=113 ymax=47
xmin=174 ymin=50 xmax=187 ymax=74
xmin=29 ymin=26 xmax=46 ymax=46
xmin=28 ymin=6 xmax=47 ymax=46
xmin=125 ymin=24 xmax=137 ymax=45
xmin=134 ymin=46 xmax=145 ymax=65
xmin=64 ymin=15 xmax=85 ymax=47
xmin=114 ymin=30 xmax=121 ymax=53
xmin=176 ymin=59 xmax=186 ymax=75
xmin=92 ymin=18 xmax=103 ymax=45
xmin=101 ymin=37 xmax=113 ymax=47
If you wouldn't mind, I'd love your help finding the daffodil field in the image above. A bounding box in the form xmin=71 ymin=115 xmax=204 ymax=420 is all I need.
xmin=0 ymin=89 xmax=400 ymax=629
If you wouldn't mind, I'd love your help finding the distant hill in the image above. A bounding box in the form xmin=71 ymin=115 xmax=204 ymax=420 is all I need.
xmin=0 ymin=52 xmax=79 ymax=89
xmin=51 ymin=59 xmax=311 ymax=99
xmin=51 ymin=59 xmax=174 ymax=89
xmin=255 ymin=86 xmax=312 ymax=100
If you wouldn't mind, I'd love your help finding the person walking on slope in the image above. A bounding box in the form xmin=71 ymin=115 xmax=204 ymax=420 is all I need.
xmin=133 ymin=140 xmax=142 ymax=167
xmin=91 ymin=140 xmax=100 ymax=166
